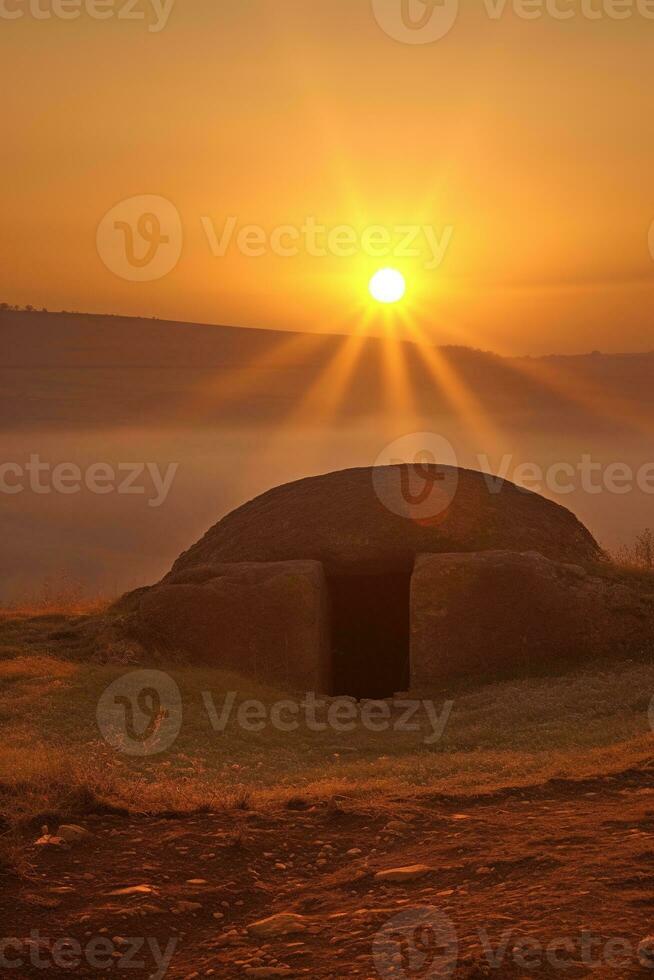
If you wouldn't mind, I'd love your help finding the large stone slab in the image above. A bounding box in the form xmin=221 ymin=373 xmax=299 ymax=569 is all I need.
xmin=135 ymin=560 xmax=329 ymax=691
xmin=411 ymin=550 xmax=654 ymax=686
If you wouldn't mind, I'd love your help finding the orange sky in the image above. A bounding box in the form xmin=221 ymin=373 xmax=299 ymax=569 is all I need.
xmin=2 ymin=0 xmax=653 ymax=354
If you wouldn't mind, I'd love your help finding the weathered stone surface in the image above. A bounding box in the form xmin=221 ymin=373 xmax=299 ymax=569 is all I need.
xmin=638 ymin=936 xmax=654 ymax=967
xmin=135 ymin=560 xmax=329 ymax=691
xmin=167 ymin=465 xmax=600 ymax=579
xmin=374 ymin=865 xmax=433 ymax=882
xmin=247 ymin=912 xmax=309 ymax=937
xmin=56 ymin=824 xmax=90 ymax=845
xmin=411 ymin=550 xmax=654 ymax=686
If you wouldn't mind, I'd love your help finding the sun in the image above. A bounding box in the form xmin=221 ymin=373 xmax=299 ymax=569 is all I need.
xmin=369 ymin=268 xmax=406 ymax=304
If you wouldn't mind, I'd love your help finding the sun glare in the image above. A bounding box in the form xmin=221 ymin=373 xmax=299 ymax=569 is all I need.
xmin=369 ymin=268 xmax=406 ymax=304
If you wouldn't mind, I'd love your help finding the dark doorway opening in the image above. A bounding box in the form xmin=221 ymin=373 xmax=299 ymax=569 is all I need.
xmin=329 ymin=572 xmax=411 ymax=699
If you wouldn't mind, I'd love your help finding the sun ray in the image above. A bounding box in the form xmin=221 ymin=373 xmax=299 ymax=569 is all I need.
xmin=503 ymin=353 xmax=651 ymax=437
xmin=378 ymin=330 xmax=420 ymax=421
xmin=403 ymin=316 xmax=504 ymax=452
xmin=283 ymin=320 xmax=370 ymax=427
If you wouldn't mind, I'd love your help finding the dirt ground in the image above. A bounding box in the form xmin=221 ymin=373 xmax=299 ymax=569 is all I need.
xmin=1 ymin=766 xmax=654 ymax=979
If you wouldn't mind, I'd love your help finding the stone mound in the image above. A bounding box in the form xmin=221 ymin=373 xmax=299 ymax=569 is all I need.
xmin=167 ymin=465 xmax=601 ymax=579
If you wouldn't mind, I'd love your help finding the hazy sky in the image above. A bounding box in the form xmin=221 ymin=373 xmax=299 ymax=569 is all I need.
xmin=2 ymin=0 xmax=653 ymax=354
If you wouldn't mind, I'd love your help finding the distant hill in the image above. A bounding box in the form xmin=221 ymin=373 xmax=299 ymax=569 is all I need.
xmin=2 ymin=309 xmax=653 ymax=433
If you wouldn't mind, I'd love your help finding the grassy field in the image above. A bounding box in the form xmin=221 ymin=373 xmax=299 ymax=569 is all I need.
xmin=1 ymin=609 xmax=653 ymax=857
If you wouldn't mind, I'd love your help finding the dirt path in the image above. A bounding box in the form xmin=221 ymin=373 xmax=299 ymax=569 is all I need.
xmin=2 ymin=768 xmax=654 ymax=979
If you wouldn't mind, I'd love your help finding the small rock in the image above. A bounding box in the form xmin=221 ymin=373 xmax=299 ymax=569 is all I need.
xmin=384 ymin=821 xmax=408 ymax=833
xmin=57 ymin=824 xmax=90 ymax=844
xmin=638 ymin=936 xmax=654 ymax=966
xmin=35 ymin=834 xmax=67 ymax=849
xmin=374 ymin=865 xmax=433 ymax=883
xmin=108 ymin=885 xmax=155 ymax=897
xmin=21 ymin=894 xmax=61 ymax=909
xmin=172 ymin=901 xmax=203 ymax=914
xmin=247 ymin=913 xmax=308 ymax=938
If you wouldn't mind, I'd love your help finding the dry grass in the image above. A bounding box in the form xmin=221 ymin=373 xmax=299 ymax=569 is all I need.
xmin=612 ymin=528 xmax=654 ymax=569
xmin=1 ymin=610 xmax=653 ymax=876
xmin=608 ymin=531 xmax=654 ymax=583
xmin=0 ymin=654 xmax=653 ymax=810
xmin=0 ymin=576 xmax=112 ymax=620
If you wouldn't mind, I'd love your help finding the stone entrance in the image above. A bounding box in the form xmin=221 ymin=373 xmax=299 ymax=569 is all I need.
xmin=328 ymin=572 xmax=411 ymax=699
